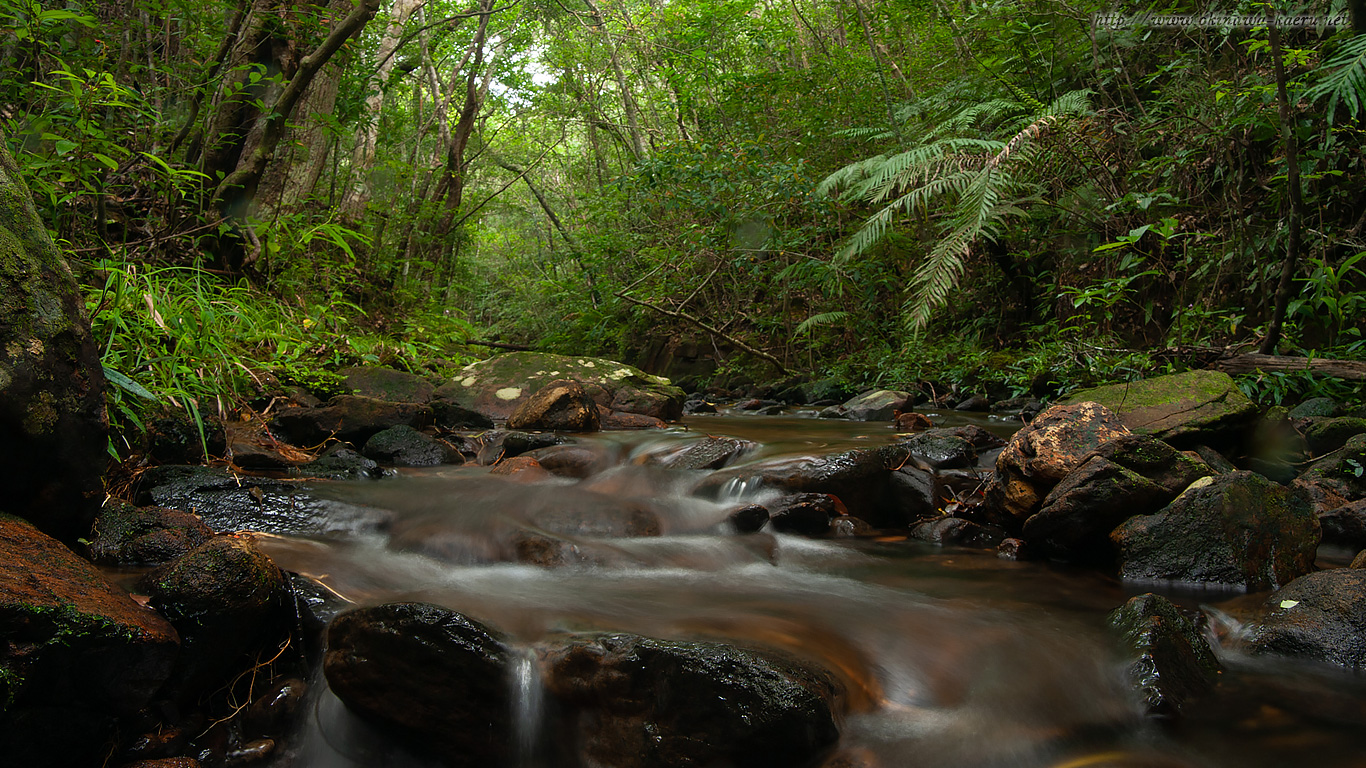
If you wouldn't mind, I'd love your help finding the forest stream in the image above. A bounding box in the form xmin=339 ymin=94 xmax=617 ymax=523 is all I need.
xmin=243 ymin=411 xmax=1366 ymax=768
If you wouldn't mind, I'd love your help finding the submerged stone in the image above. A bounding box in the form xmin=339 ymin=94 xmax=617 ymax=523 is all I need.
xmin=1108 ymin=593 xmax=1221 ymax=718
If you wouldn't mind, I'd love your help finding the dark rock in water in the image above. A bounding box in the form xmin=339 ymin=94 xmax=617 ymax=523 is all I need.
xmin=432 ymin=352 xmax=684 ymax=423
xmin=735 ymin=397 xmax=777 ymax=411
xmin=339 ymin=366 xmax=435 ymax=403
xmin=830 ymin=516 xmax=876 ymax=538
xmin=697 ymin=444 xmax=912 ymax=527
xmin=946 ymin=424 xmax=1007 ymax=450
xmin=476 ymin=430 xmax=569 ymax=464
xmin=953 ymin=394 xmax=990 ymax=411
xmin=652 ymin=436 xmax=755 ymax=470
xmin=997 ymin=537 xmax=1030 ymax=560
xmin=324 ymin=603 xmax=513 ymax=768
xmin=899 ymin=429 xmax=976 ymax=469
xmin=0 ymin=515 xmax=179 ymax=767
xmin=228 ymin=439 xmax=299 ymax=470
xmin=728 ymin=504 xmax=770 ymax=533
xmin=683 ymin=398 xmax=717 ymax=415
xmin=600 ymin=408 xmax=668 ymax=430
xmin=244 ymin=677 xmax=307 ymax=739
xmin=541 ymin=633 xmax=841 ymax=768
xmin=363 ymin=424 xmax=454 ymax=466
xmin=769 ymin=493 xmax=842 ymax=536
xmin=525 ymin=444 xmax=611 ymax=478
xmin=893 ymin=411 xmax=933 ymax=432
xmin=431 ymin=399 xmax=495 ymax=429
xmin=1319 ymin=499 xmax=1366 ymax=549
xmin=227 ymin=738 xmax=275 ymax=764
xmin=272 ymin=395 xmax=430 ymax=446
xmin=1292 ymin=434 xmax=1366 ymax=514
xmin=889 ymin=466 xmax=937 ymax=521
xmin=1062 ymin=370 xmax=1258 ymax=447
xmin=0 ymin=145 xmax=108 ymax=543
xmin=289 ymin=573 xmax=352 ymax=665
xmin=488 ymin=456 xmax=552 ymax=481
xmin=1246 ymin=457 xmax=1297 ymax=485
xmin=757 ymin=404 xmax=785 ymax=416
xmin=1304 ymin=417 xmax=1366 ymax=456
xmin=86 ymin=501 xmax=212 ymax=566
xmin=508 ymin=379 xmax=601 ymax=432
xmin=1246 ymin=569 xmax=1366 ymax=667
xmin=290 ymin=445 xmax=384 ymax=480
xmin=137 ymin=465 xmax=392 ymax=536
xmin=147 ymin=409 xmax=227 ymax=464
xmin=909 ymin=517 xmax=1006 ymax=548
xmin=823 ymin=389 xmax=914 ymax=421
xmin=1111 ymin=472 xmax=1319 ymax=590
xmin=1289 ymin=396 xmax=1340 ymax=419
xmin=144 ymin=536 xmax=291 ymax=701
xmin=1108 ymin=593 xmax=1222 ymax=718
xmin=986 ymin=402 xmax=1130 ymax=523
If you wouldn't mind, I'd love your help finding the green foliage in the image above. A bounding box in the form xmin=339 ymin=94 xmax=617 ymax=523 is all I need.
xmin=1302 ymin=32 xmax=1366 ymax=124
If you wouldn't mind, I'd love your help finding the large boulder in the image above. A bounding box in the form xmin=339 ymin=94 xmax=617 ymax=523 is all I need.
xmin=432 ymin=352 xmax=684 ymax=423
xmin=507 ymin=379 xmax=601 ymax=432
xmin=272 ymin=395 xmax=430 ymax=446
xmin=985 ymin=402 xmax=1130 ymax=523
xmin=362 ymin=424 xmax=455 ymax=466
xmin=338 ymin=366 xmax=435 ymax=403
xmin=818 ymin=389 xmax=914 ymax=421
xmin=1303 ymin=417 xmax=1366 ymax=456
xmin=324 ymin=603 xmax=514 ymax=768
xmin=0 ymin=141 xmax=107 ymax=543
xmin=1293 ymin=434 xmax=1366 ymax=515
xmin=1110 ymin=472 xmax=1319 ymax=591
xmin=0 ymin=514 xmax=179 ymax=767
xmin=1246 ymin=569 xmax=1366 ymax=668
xmin=1108 ymin=593 xmax=1222 ymax=718
xmin=541 ymin=633 xmax=841 ymax=768
xmin=143 ymin=535 xmax=291 ymax=701
xmin=1062 ymin=369 xmax=1258 ymax=446
xmin=86 ymin=501 xmax=213 ymax=566
xmin=646 ymin=436 xmax=755 ymax=470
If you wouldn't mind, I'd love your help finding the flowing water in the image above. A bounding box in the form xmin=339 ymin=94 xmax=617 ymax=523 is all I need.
xmin=261 ymin=411 xmax=1366 ymax=768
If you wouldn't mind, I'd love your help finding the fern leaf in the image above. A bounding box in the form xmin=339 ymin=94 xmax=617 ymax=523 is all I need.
xmin=1303 ymin=34 xmax=1366 ymax=124
xmin=793 ymin=311 xmax=850 ymax=336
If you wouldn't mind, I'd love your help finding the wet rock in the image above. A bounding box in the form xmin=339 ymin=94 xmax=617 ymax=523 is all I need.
xmin=821 ymin=389 xmax=914 ymax=421
xmin=120 ymin=726 xmax=189 ymax=762
xmin=945 ymin=424 xmax=1007 ymax=450
xmin=997 ymin=537 xmax=1030 ymax=560
xmin=1062 ymin=369 xmax=1258 ymax=447
xmin=362 ymin=424 xmax=454 ymax=466
xmin=324 ymin=603 xmax=513 ymax=768
xmin=228 ymin=439 xmax=299 ymax=469
xmin=86 ymin=501 xmax=213 ymax=566
xmin=147 ymin=409 xmax=228 ymax=464
xmin=1304 ymin=417 xmax=1366 ymax=456
xmin=830 ymin=516 xmax=877 ymax=538
xmin=769 ymin=493 xmax=843 ymax=536
xmin=339 ymin=366 xmax=435 ymax=403
xmin=893 ymin=411 xmax=933 ymax=432
xmin=1353 ymin=550 xmax=1366 ymax=568
xmin=541 ymin=633 xmax=841 ymax=768
xmin=1246 ymin=569 xmax=1366 ymax=667
xmin=289 ymin=444 xmax=384 ymax=480
xmin=1319 ymin=499 xmax=1366 ymax=549
xmin=244 ymin=677 xmax=307 ymax=738
xmin=488 ymin=455 xmax=552 ymax=480
xmin=0 ymin=515 xmax=178 ymax=766
xmin=986 ymin=402 xmax=1130 ymax=522
xmin=909 ymin=517 xmax=1006 ymax=548
xmin=476 ymin=430 xmax=569 ymax=464
xmin=136 ymin=465 xmax=392 ymax=536
xmin=650 ymin=436 xmax=755 ymax=470
xmin=1111 ymin=472 xmax=1319 ymax=590
xmin=697 ymin=444 xmax=912 ymax=527
xmin=1108 ymin=593 xmax=1221 ymax=718
xmin=727 ymin=504 xmax=770 ymax=533
xmin=600 ymin=408 xmax=668 ymax=430
xmin=900 ymin=429 xmax=976 ymax=469
xmin=272 ymin=395 xmax=430 ymax=446
xmin=508 ymin=379 xmax=602 ymax=432
xmin=1289 ymin=396 xmax=1340 ymax=419
xmin=1292 ymin=434 xmax=1366 ymax=514
xmin=226 ymin=738 xmax=274 ymax=765
xmin=756 ymin=404 xmax=785 ymax=415
xmin=525 ymin=444 xmax=612 ymax=478
xmin=0 ymin=144 xmax=107 ymax=543
xmin=1092 ymin=433 xmax=1215 ymax=496
xmin=432 ymin=352 xmax=684 ymax=423
xmin=736 ymin=397 xmax=779 ymax=411
xmin=682 ymin=398 xmax=717 ymax=415
xmin=290 ymin=573 xmax=352 ymax=665
xmin=430 ymin=399 xmax=495 ymax=429
xmin=953 ymin=394 xmax=990 ymax=411
xmin=1190 ymin=444 xmax=1237 ymax=474
xmin=143 ymin=535 xmax=291 ymax=700
xmin=122 ymin=760 xmax=202 ymax=768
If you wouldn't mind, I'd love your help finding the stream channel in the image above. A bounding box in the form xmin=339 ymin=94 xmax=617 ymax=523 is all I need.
xmin=256 ymin=410 xmax=1366 ymax=768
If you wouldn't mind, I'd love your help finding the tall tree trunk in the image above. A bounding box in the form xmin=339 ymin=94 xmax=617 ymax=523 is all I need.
xmin=583 ymin=0 xmax=646 ymax=160
xmin=1258 ymin=19 xmax=1305 ymax=355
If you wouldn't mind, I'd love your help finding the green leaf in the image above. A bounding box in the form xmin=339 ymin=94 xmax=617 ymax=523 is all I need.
xmin=102 ymin=365 xmax=159 ymax=401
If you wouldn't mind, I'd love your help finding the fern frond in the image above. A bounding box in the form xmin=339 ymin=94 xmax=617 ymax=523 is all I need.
xmin=793 ymin=311 xmax=850 ymax=336
xmin=1303 ymin=33 xmax=1366 ymax=124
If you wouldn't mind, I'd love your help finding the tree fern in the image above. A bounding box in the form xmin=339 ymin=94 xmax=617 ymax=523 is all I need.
xmin=793 ymin=311 xmax=850 ymax=336
xmin=1302 ymin=33 xmax=1366 ymax=124
xmin=820 ymin=89 xmax=1093 ymax=330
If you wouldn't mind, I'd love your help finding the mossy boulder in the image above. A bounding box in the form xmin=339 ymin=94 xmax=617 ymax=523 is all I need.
xmin=143 ymin=536 xmax=291 ymax=702
xmin=1292 ymin=434 xmax=1366 ymax=514
xmin=339 ymin=366 xmax=436 ymax=403
xmin=1111 ymin=471 xmax=1319 ymax=590
xmin=0 ymin=514 xmax=179 ymax=766
xmin=0 ymin=140 xmax=107 ymax=543
xmin=431 ymin=352 xmax=684 ymax=423
xmin=271 ymin=395 xmax=431 ymax=446
xmin=86 ymin=501 xmax=213 ymax=566
xmin=1062 ymin=369 xmax=1257 ymax=446
xmin=1303 ymin=417 xmax=1366 ymax=456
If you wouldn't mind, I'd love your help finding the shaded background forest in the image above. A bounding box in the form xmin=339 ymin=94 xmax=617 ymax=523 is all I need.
xmin=3 ymin=0 xmax=1366 ymax=440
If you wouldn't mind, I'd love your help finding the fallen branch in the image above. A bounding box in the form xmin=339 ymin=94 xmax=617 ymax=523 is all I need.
xmin=615 ymin=291 xmax=790 ymax=374
xmin=1209 ymin=353 xmax=1366 ymax=381
xmin=466 ymin=339 xmax=532 ymax=352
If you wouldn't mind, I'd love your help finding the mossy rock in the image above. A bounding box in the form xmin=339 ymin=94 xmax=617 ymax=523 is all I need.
xmin=0 ymin=140 xmax=107 ymax=543
xmin=431 ymin=352 xmax=684 ymax=423
xmin=1063 ymin=370 xmax=1257 ymax=447
xmin=1108 ymin=593 xmax=1221 ymax=717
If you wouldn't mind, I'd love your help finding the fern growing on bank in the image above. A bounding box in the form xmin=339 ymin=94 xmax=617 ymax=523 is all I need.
xmin=1303 ymin=32 xmax=1366 ymax=124
xmin=820 ymin=89 xmax=1093 ymax=330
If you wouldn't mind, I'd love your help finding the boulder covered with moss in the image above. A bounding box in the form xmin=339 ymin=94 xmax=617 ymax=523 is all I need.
xmin=431 ymin=352 xmax=684 ymax=423
xmin=0 ymin=141 xmax=107 ymax=543
xmin=1062 ymin=369 xmax=1257 ymax=447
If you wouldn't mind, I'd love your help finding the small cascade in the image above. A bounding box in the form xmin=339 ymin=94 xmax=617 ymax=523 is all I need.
xmin=717 ymin=474 xmax=763 ymax=503
xmin=510 ymin=647 xmax=547 ymax=768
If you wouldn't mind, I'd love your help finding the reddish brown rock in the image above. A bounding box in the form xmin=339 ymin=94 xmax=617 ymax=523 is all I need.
xmin=987 ymin=401 xmax=1130 ymax=521
xmin=893 ymin=411 xmax=933 ymax=432
xmin=488 ymin=455 xmax=552 ymax=481
xmin=508 ymin=379 xmax=601 ymax=432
